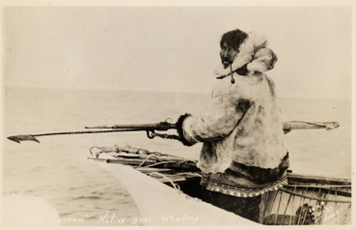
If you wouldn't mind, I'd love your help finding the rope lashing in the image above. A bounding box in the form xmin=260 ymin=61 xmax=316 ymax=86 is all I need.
xmin=279 ymin=188 xmax=351 ymax=203
xmin=136 ymin=154 xmax=162 ymax=168
xmin=149 ymin=172 xmax=180 ymax=191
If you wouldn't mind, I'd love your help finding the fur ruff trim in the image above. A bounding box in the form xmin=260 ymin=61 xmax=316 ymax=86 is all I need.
xmin=177 ymin=113 xmax=196 ymax=146
xmin=215 ymin=33 xmax=268 ymax=77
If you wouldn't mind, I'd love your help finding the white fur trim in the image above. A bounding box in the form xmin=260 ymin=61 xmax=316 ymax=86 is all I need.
xmin=246 ymin=56 xmax=271 ymax=73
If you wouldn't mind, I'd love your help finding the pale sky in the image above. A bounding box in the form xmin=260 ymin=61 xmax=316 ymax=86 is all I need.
xmin=3 ymin=2 xmax=352 ymax=99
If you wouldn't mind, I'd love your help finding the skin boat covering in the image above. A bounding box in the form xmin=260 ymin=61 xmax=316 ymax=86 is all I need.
xmin=89 ymin=146 xmax=351 ymax=226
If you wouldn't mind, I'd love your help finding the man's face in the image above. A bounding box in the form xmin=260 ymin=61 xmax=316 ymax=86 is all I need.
xmin=220 ymin=42 xmax=239 ymax=69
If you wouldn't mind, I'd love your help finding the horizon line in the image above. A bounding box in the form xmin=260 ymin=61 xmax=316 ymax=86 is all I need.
xmin=4 ymin=85 xmax=352 ymax=101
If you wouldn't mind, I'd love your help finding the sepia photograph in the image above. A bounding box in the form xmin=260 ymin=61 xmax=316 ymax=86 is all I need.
xmin=1 ymin=0 xmax=354 ymax=228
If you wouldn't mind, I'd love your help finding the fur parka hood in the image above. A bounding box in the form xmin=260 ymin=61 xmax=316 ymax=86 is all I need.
xmin=215 ymin=32 xmax=277 ymax=78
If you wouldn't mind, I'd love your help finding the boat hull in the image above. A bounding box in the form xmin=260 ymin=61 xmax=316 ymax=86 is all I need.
xmin=97 ymin=161 xmax=256 ymax=225
xmin=89 ymin=153 xmax=351 ymax=225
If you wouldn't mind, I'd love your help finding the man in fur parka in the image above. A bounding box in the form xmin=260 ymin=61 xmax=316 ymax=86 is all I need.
xmin=177 ymin=29 xmax=289 ymax=223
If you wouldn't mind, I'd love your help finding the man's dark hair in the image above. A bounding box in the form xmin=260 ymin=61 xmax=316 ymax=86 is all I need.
xmin=220 ymin=29 xmax=248 ymax=50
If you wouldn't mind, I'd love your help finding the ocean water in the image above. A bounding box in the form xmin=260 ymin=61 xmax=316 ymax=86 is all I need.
xmin=3 ymin=87 xmax=351 ymax=226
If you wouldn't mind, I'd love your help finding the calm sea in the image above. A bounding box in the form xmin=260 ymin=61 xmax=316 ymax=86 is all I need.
xmin=3 ymin=87 xmax=351 ymax=226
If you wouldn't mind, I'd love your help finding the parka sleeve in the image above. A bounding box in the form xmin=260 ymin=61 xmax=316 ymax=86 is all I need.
xmin=179 ymin=94 xmax=251 ymax=145
xmin=247 ymin=47 xmax=277 ymax=73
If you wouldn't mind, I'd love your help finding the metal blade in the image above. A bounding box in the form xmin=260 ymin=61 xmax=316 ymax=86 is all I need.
xmin=7 ymin=135 xmax=40 ymax=144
